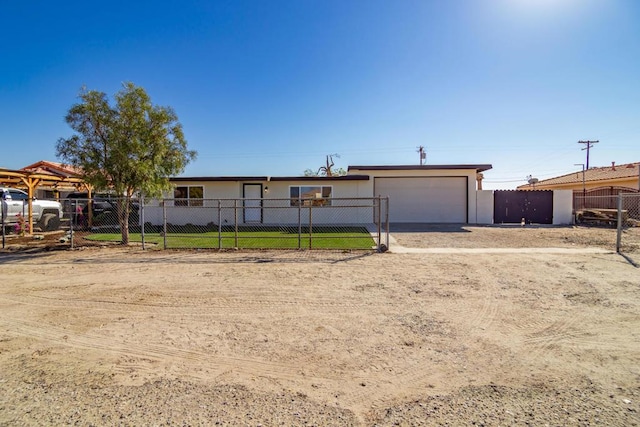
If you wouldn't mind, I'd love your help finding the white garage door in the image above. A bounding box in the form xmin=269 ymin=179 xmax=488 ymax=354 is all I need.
xmin=375 ymin=177 xmax=468 ymax=223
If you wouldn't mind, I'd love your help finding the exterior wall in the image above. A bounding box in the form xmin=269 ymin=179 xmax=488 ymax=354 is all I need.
xmin=475 ymin=190 xmax=494 ymax=224
xmin=144 ymin=179 xmax=372 ymax=226
xmin=349 ymin=167 xmax=479 ymax=223
xmin=144 ymin=181 xmax=241 ymax=226
xmin=261 ymin=180 xmax=371 ymax=224
xmin=144 ymin=167 xmax=488 ymax=226
xmin=553 ymin=190 xmax=573 ymax=225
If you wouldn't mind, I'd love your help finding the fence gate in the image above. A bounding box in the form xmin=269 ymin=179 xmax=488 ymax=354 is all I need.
xmin=494 ymin=190 xmax=553 ymax=224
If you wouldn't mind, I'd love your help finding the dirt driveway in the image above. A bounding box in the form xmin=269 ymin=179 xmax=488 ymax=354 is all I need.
xmin=1 ymin=226 xmax=639 ymax=425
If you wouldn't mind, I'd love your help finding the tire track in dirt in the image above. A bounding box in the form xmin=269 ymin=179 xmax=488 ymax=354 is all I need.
xmin=0 ymin=294 xmax=390 ymax=318
xmin=333 ymin=279 xmax=503 ymax=411
xmin=0 ymin=316 xmax=349 ymax=386
xmin=0 ymin=306 xmax=440 ymax=415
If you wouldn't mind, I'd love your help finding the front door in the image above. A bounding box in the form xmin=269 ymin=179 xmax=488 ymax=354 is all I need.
xmin=243 ymin=184 xmax=262 ymax=223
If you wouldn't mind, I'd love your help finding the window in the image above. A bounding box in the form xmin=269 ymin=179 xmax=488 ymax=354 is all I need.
xmin=8 ymin=190 xmax=28 ymax=201
xmin=290 ymin=186 xmax=332 ymax=207
xmin=174 ymin=186 xmax=204 ymax=206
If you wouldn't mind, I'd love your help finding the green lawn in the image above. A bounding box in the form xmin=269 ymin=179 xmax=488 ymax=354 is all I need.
xmin=84 ymin=229 xmax=376 ymax=249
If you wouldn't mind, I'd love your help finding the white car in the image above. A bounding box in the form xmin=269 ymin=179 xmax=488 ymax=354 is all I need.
xmin=1 ymin=187 xmax=64 ymax=232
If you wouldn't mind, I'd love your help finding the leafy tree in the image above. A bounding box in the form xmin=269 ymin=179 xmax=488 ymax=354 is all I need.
xmin=56 ymin=82 xmax=197 ymax=244
xmin=304 ymin=154 xmax=347 ymax=177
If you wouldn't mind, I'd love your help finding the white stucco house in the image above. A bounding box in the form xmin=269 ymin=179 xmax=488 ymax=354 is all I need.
xmin=143 ymin=164 xmax=494 ymax=226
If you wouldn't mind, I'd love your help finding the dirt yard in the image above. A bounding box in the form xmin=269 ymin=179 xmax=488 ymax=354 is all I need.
xmin=1 ymin=226 xmax=639 ymax=425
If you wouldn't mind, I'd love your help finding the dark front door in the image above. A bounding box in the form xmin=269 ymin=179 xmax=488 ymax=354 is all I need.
xmin=494 ymin=190 xmax=553 ymax=224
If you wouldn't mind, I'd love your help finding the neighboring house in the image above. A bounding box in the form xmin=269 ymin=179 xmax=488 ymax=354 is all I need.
xmin=145 ymin=164 xmax=493 ymax=226
xmin=517 ymin=162 xmax=640 ymax=193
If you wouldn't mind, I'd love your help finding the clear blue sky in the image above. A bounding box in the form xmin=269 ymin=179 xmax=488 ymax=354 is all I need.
xmin=1 ymin=0 xmax=638 ymax=189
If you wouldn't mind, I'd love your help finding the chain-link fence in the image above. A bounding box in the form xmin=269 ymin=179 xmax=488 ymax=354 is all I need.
xmin=572 ymin=193 xmax=640 ymax=258
xmin=574 ymin=195 xmax=621 ymax=224
xmin=2 ymin=196 xmax=389 ymax=252
xmin=616 ymin=193 xmax=640 ymax=259
xmin=147 ymin=197 xmax=388 ymax=251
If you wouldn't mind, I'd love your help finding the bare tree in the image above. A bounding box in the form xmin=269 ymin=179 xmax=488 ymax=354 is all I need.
xmin=304 ymin=154 xmax=347 ymax=177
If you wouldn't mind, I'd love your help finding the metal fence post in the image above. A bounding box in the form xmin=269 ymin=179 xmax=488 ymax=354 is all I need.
xmin=140 ymin=196 xmax=145 ymax=250
xmin=1 ymin=196 xmax=5 ymax=249
xmin=70 ymin=199 xmax=76 ymax=249
xmin=217 ymin=200 xmax=222 ymax=250
xmin=385 ymin=196 xmax=390 ymax=249
xmin=298 ymin=201 xmax=302 ymax=249
xmin=234 ymin=199 xmax=238 ymax=248
xmin=616 ymin=194 xmax=623 ymax=253
xmin=377 ymin=196 xmax=382 ymax=252
xmin=162 ymin=199 xmax=167 ymax=250
xmin=308 ymin=204 xmax=313 ymax=249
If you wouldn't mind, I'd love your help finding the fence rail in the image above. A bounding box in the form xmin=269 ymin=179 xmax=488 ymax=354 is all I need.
xmin=2 ymin=196 xmax=389 ymax=251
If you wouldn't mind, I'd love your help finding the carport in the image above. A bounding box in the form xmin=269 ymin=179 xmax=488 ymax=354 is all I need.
xmin=0 ymin=164 xmax=88 ymax=233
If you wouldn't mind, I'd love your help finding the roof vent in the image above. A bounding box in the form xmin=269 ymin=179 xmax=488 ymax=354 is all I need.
xmin=611 ymin=161 xmax=616 ymax=171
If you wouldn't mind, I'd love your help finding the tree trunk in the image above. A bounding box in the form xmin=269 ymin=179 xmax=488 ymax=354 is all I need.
xmin=118 ymin=198 xmax=130 ymax=245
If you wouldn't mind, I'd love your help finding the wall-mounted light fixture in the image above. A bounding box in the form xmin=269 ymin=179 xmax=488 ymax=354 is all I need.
xmin=264 ymin=186 xmax=269 ymax=193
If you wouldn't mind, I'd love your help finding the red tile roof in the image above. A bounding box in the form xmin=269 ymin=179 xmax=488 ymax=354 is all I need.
xmin=21 ymin=160 xmax=82 ymax=178
xmin=519 ymin=162 xmax=639 ymax=188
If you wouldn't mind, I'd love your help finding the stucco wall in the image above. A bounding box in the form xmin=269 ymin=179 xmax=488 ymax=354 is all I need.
xmin=144 ymin=179 xmax=373 ymax=226
xmin=475 ymin=190 xmax=494 ymax=224
xmin=349 ymin=167 xmax=479 ymax=223
xmin=553 ymin=190 xmax=573 ymax=225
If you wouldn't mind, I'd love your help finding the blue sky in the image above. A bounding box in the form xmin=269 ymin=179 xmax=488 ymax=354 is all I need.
xmin=1 ymin=0 xmax=638 ymax=189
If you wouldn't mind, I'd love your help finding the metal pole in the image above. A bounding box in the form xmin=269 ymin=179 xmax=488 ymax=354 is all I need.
xmin=574 ymin=164 xmax=585 ymax=208
xmin=308 ymin=204 xmax=312 ymax=249
xmin=297 ymin=200 xmax=302 ymax=249
xmin=162 ymin=199 xmax=167 ymax=250
xmin=385 ymin=196 xmax=390 ymax=249
xmin=234 ymin=199 xmax=238 ymax=248
xmin=377 ymin=197 xmax=382 ymax=252
xmin=70 ymin=200 xmax=75 ymax=249
xmin=140 ymin=196 xmax=145 ymax=250
xmin=616 ymin=194 xmax=623 ymax=253
xmin=217 ymin=200 xmax=222 ymax=250
xmin=1 ymin=196 xmax=5 ymax=249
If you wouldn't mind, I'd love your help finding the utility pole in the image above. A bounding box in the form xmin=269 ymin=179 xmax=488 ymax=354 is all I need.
xmin=417 ymin=146 xmax=426 ymax=165
xmin=578 ymin=140 xmax=598 ymax=169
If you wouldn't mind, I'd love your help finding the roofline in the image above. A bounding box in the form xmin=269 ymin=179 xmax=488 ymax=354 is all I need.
xmin=347 ymin=164 xmax=493 ymax=172
xmin=170 ymin=175 xmax=370 ymax=182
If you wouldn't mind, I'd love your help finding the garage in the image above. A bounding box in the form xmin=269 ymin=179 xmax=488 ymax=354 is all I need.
xmin=375 ymin=176 xmax=468 ymax=223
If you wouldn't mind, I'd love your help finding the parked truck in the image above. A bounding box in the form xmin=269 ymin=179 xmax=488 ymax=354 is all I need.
xmin=1 ymin=187 xmax=64 ymax=232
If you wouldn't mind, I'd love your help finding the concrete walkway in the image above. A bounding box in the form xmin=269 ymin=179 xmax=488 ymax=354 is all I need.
xmin=388 ymin=245 xmax=612 ymax=254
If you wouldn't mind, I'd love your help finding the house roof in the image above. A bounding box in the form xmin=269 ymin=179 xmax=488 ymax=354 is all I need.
xmin=347 ymin=164 xmax=493 ymax=172
xmin=518 ymin=162 xmax=640 ymax=188
xmin=170 ymin=174 xmax=370 ymax=182
xmin=1 ymin=162 xmax=85 ymax=190
xmin=21 ymin=160 xmax=82 ymax=178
